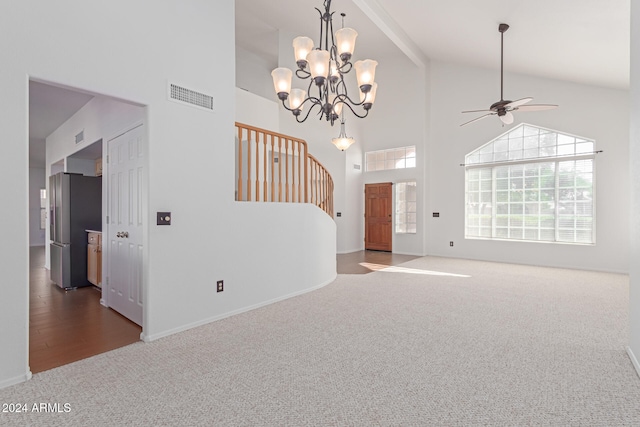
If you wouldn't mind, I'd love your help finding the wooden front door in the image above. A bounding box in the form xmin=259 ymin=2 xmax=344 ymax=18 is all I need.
xmin=365 ymin=182 xmax=392 ymax=251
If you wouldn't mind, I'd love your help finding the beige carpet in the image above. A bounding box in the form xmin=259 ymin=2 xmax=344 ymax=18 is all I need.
xmin=1 ymin=256 xmax=639 ymax=426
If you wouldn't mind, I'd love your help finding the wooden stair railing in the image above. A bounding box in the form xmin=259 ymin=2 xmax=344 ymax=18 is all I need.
xmin=235 ymin=122 xmax=334 ymax=217
xmin=308 ymin=154 xmax=334 ymax=217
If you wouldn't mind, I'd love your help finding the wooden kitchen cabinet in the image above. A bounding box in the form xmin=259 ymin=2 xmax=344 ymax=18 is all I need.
xmin=87 ymin=232 xmax=102 ymax=287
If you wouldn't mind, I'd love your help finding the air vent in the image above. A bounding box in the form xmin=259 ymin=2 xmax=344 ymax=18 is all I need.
xmin=75 ymin=130 xmax=84 ymax=144
xmin=168 ymin=83 xmax=214 ymax=112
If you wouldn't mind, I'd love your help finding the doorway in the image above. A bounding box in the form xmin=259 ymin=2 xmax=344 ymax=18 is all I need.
xmin=28 ymin=80 xmax=146 ymax=372
xmin=364 ymin=182 xmax=393 ymax=251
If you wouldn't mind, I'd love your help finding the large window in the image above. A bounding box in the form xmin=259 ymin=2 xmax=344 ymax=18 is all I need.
xmin=365 ymin=146 xmax=416 ymax=172
xmin=465 ymin=124 xmax=595 ymax=244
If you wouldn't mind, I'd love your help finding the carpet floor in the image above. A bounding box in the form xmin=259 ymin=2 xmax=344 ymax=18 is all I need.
xmin=1 ymin=256 xmax=639 ymax=426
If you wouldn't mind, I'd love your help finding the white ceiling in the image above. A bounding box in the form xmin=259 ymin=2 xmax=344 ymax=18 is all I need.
xmin=29 ymin=81 xmax=94 ymax=168
xmin=235 ymin=0 xmax=630 ymax=90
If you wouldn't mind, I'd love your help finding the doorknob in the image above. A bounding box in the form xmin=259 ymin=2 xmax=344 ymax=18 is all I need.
xmin=116 ymin=232 xmax=122 ymax=238
xmin=123 ymin=232 xmax=129 ymax=238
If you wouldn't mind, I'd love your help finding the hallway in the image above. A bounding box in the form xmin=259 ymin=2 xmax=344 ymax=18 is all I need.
xmin=29 ymin=246 xmax=141 ymax=373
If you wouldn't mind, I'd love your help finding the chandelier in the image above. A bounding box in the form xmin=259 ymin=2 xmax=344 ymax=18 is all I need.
xmin=270 ymin=0 xmax=379 ymax=127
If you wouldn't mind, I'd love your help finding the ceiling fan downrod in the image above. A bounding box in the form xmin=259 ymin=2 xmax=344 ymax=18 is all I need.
xmin=499 ymin=23 xmax=509 ymax=102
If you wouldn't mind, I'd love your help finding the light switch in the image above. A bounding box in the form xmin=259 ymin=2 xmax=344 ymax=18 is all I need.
xmin=157 ymin=212 xmax=171 ymax=225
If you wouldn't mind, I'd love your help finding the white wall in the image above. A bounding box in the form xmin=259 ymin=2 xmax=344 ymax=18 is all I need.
xmin=236 ymin=46 xmax=276 ymax=101
xmin=428 ymin=61 xmax=629 ymax=273
xmin=341 ymin=141 xmax=365 ymax=253
xmin=235 ymin=87 xmax=279 ymax=131
xmin=628 ymin=0 xmax=640 ymax=375
xmin=28 ymin=168 xmax=46 ymax=247
xmin=146 ymin=202 xmax=336 ymax=339
xmin=360 ymin=53 xmax=429 ymax=256
xmin=1 ymin=0 xmax=336 ymax=390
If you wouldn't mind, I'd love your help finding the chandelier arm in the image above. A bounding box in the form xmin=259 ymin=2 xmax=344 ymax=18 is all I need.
xmin=337 ymin=61 xmax=352 ymax=74
xmin=334 ymin=79 xmax=348 ymax=97
xmin=295 ymin=105 xmax=319 ymax=123
xmin=329 ymin=10 xmax=336 ymax=61
xmin=279 ymin=96 xmax=321 ymax=113
xmin=340 ymin=101 xmax=370 ymax=119
xmin=296 ymin=68 xmax=311 ymax=79
xmin=338 ymin=92 xmax=367 ymax=108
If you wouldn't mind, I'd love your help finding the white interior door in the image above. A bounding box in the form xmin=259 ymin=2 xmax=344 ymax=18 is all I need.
xmin=106 ymin=123 xmax=144 ymax=326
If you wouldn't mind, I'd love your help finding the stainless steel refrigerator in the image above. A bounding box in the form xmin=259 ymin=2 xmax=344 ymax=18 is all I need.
xmin=49 ymin=172 xmax=102 ymax=289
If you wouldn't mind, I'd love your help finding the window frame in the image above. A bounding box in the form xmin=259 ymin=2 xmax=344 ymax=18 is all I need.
xmin=395 ymin=180 xmax=417 ymax=234
xmin=464 ymin=124 xmax=596 ymax=245
xmin=365 ymin=146 xmax=416 ymax=172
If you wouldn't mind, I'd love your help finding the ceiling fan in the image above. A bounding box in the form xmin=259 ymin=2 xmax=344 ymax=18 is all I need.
xmin=460 ymin=23 xmax=558 ymax=127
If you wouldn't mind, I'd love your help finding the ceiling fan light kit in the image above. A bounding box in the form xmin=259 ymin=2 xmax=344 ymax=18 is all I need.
xmin=461 ymin=23 xmax=558 ymax=127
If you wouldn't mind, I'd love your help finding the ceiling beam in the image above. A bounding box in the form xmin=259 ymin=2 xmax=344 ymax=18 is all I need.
xmin=352 ymin=0 xmax=429 ymax=68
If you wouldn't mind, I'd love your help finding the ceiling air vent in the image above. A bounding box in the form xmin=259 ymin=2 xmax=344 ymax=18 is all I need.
xmin=168 ymin=83 xmax=214 ymax=112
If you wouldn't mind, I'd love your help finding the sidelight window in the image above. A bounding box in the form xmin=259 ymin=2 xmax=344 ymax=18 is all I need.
xmin=396 ymin=181 xmax=417 ymax=234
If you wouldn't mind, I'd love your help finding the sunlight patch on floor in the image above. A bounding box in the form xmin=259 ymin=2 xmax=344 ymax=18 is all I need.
xmin=359 ymin=262 xmax=471 ymax=277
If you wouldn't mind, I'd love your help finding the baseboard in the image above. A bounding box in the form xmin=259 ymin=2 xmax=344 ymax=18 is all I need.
xmin=0 ymin=371 xmax=32 ymax=390
xmin=337 ymin=248 xmax=364 ymax=255
xmin=627 ymin=347 xmax=640 ymax=379
xmin=141 ymin=274 xmax=337 ymax=343
xmin=392 ymin=250 xmax=426 ymax=256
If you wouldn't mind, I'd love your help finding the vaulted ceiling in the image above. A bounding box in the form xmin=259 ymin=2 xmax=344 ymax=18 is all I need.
xmin=235 ymin=0 xmax=630 ymax=90
xmin=29 ymin=1 xmax=630 ymax=168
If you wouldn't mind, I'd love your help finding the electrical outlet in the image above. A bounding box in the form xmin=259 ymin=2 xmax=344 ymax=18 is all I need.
xmin=450 ymin=241 xmax=454 ymax=247
xmin=217 ymin=280 xmax=224 ymax=292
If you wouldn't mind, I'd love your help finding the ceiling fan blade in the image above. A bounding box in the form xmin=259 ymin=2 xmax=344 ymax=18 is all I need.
xmin=500 ymin=111 xmax=514 ymax=124
xmin=462 ymin=109 xmax=493 ymax=114
xmin=505 ymin=97 xmax=533 ymax=109
xmin=460 ymin=113 xmax=494 ymax=127
xmin=516 ymin=104 xmax=558 ymax=112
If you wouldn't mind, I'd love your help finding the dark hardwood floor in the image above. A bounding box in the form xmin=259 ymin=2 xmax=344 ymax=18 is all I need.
xmin=28 ymin=248 xmax=413 ymax=373
xmin=337 ymin=250 xmax=420 ymax=274
xmin=29 ymin=246 xmax=141 ymax=374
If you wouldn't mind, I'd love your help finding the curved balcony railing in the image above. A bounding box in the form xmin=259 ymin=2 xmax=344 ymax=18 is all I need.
xmin=235 ymin=122 xmax=334 ymax=217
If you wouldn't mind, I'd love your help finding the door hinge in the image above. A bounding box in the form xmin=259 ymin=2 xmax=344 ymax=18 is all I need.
xmin=106 ymin=215 xmax=109 ymax=223
xmin=106 ymin=155 xmax=109 ymax=163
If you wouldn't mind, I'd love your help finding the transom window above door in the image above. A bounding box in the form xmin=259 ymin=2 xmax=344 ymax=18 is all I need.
xmin=365 ymin=146 xmax=416 ymax=172
xmin=465 ymin=124 xmax=597 ymax=244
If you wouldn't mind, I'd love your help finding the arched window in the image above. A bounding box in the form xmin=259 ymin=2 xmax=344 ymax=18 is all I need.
xmin=465 ymin=124 xmax=595 ymax=244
